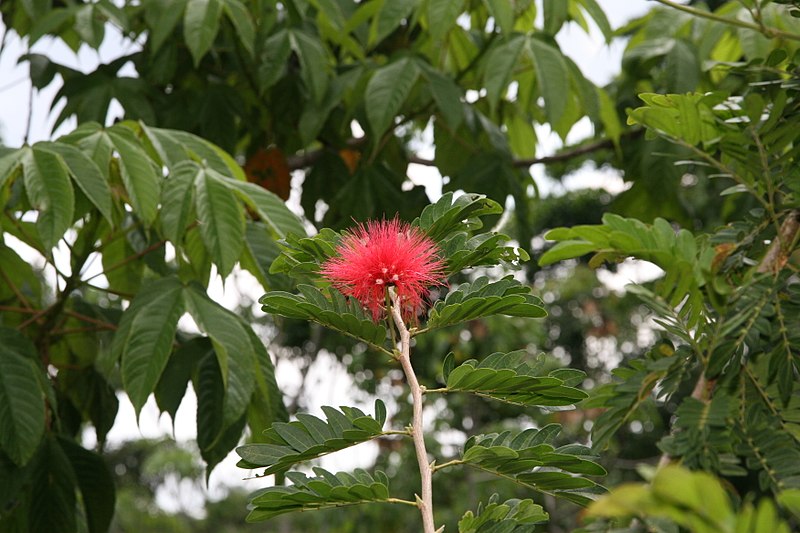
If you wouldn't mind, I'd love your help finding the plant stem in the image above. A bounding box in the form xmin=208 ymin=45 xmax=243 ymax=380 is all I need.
xmin=388 ymin=287 xmax=437 ymax=533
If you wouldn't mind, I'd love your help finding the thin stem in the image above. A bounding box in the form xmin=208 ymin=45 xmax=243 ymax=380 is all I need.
xmin=388 ymin=287 xmax=438 ymax=533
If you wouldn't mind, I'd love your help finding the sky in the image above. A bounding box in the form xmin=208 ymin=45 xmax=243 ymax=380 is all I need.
xmin=0 ymin=0 xmax=654 ymax=512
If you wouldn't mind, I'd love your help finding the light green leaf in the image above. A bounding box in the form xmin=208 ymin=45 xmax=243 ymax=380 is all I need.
xmin=108 ymin=126 xmax=160 ymax=225
xmin=484 ymin=34 xmax=525 ymax=111
xmin=184 ymin=0 xmax=223 ymax=66
xmin=36 ymin=141 xmax=114 ymax=224
xmin=420 ymin=64 xmax=463 ymax=129
xmin=194 ymin=168 xmax=245 ymax=278
xmin=0 ymin=328 xmax=46 ymax=466
xmin=223 ymin=0 xmax=255 ymax=56
xmin=23 ymin=146 xmax=75 ymax=249
xmin=0 ymin=148 xmax=25 ymax=190
xmin=577 ymin=0 xmax=612 ymax=42
xmin=117 ymin=277 xmax=185 ymax=415
xmin=365 ymin=57 xmax=419 ymax=136
xmin=527 ymin=36 xmax=569 ymax=128
xmin=459 ymin=495 xmax=549 ymax=532
xmin=538 ymin=240 xmax=600 ymax=266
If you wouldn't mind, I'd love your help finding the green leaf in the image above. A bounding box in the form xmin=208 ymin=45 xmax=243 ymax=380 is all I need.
xmin=442 ymin=350 xmax=587 ymax=407
xmin=156 ymin=337 xmax=210 ymax=424
xmin=246 ymin=467 xmax=391 ymax=521
xmin=428 ymin=276 xmax=546 ymax=330
xmin=74 ymin=4 xmax=105 ymax=49
xmin=415 ymin=192 xmax=503 ymax=242
xmin=420 ymin=64 xmax=463 ymax=129
xmin=144 ymin=0 xmax=188 ymax=54
xmin=0 ymin=328 xmax=46 ymax=466
xmin=194 ymin=167 xmax=245 ymax=278
xmin=365 ymin=57 xmax=419 ymax=136
xmin=576 ymin=0 xmax=612 ymax=42
xmin=527 ymin=36 xmax=569 ymax=129
xmin=427 ymin=0 xmax=463 ymax=41
xmin=369 ymin=0 xmax=416 ymax=46
xmin=223 ymin=0 xmax=255 ymax=56
xmin=184 ymin=285 xmax=256 ymax=428
xmin=29 ymin=437 xmax=78 ymax=533
xmin=35 ymin=141 xmax=114 ymax=224
xmin=485 ymin=0 xmax=514 ymax=34
xmin=260 ymin=285 xmax=388 ymax=348
xmin=237 ymin=402 xmax=386 ymax=474
xmin=538 ymin=240 xmax=600 ymax=266
xmin=59 ymin=438 xmax=115 ymax=533
xmin=459 ymin=428 xmax=605 ymax=505
xmin=22 ymin=146 xmax=75 ymax=249
xmin=108 ymin=126 xmax=160 ymax=225
xmin=116 ymin=277 xmax=185 ymax=415
xmin=459 ymin=494 xmax=549 ymax=532
xmin=220 ymin=177 xmax=306 ymax=238
xmin=289 ymin=29 xmax=330 ymax=103
xmin=160 ymin=160 xmax=198 ymax=244
xmin=484 ymin=34 xmax=525 ymax=111
xmin=184 ymin=0 xmax=223 ymax=66
xmin=0 ymin=148 xmax=25 ymax=190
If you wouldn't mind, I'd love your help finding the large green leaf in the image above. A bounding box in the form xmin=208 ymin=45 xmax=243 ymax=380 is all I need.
xmin=247 ymin=467 xmax=391 ymax=521
xmin=222 ymin=0 xmax=255 ymax=56
xmin=289 ymin=29 xmax=330 ymax=103
xmin=458 ymin=494 xmax=549 ymax=533
xmin=160 ymin=160 xmax=198 ymax=244
xmin=194 ymin=167 xmax=245 ymax=278
xmin=116 ymin=276 xmax=185 ymax=415
xmin=155 ymin=336 xmax=210 ymax=424
xmin=108 ymin=126 xmax=160 ymax=225
xmin=144 ymin=0 xmax=188 ymax=53
xmin=59 ymin=438 xmax=115 ymax=533
xmin=184 ymin=0 xmax=223 ymax=66
xmin=184 ymin=284 xmax=255 ymax=428
xmin=427 ymin=276 xmax=546 ymax=330
xmin=427 ymin=0 xmax=463 ymax=41
xmin=237 ymin=400 xmax=387 ymax=474
xmin=260 ymin=285 xmax=388 ymax=349
xmin=527 ymin=36 xmax=569 ymax=129
xmin=0 ymin=328 xmax=46 ymax=466
xmin=22 ymin=146 xmax=75 ymax=249
xmin=29 ymin=437 xmax=78 ymax=533
xmin=220 ymin=177 xmax=306 ymax=238
xmin=365 ymin=57 xmax=419 ymax=136
xmin=35 ymin=141 xmax=114 ymax=224
xmin=440 ymin=350 xmax=587 ymax=407
xmin=484 ymin=35 xmax=525 ymax=111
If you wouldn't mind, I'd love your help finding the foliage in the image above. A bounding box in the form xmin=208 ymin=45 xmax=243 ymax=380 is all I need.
xmin=1 ymin=0 xmax=800 ymax=531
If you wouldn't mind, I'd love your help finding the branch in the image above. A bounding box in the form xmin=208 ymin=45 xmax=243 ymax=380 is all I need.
xmin=288 ymin=130 xmax=639 ymax=172
xmin=388 ymin=287 xmax=439 ymax=533
xmin=652 ymin=0 xmax=800 ymax=42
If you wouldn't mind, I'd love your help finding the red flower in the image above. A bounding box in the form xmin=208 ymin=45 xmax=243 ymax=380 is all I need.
xmin=321 ymin=218 xmax=447 ymax=322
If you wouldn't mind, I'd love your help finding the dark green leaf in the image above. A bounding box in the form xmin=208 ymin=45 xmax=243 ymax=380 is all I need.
xmin=58 ymin=438 xmax=115 ymax=533
xmin=365 ymin=57 xmax=419 ymax=136
xmin=184 ymin=0 xmax=223 ymax=66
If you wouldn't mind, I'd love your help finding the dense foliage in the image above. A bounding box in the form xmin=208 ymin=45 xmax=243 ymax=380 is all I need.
xmin=1 ymin=0 xmax=800 ymax=531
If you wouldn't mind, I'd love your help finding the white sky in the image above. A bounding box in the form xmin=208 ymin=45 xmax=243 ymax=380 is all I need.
xmin=0 ymin=0 xmax=654 ymax=511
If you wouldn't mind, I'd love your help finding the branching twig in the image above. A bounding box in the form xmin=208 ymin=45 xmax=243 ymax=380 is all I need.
xmin=388 ymin=287 xmax=438 ymax=533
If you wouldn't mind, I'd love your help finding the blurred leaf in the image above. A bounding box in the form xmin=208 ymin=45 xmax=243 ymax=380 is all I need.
xmin=22 ymin=146 xmax=75 ymax=249
xmin=0 ymin=328 xmax=46 ymax=466
xmin=184 ymin=0 xmax=223 ymax=66
xmin=366 ymin=57 xmax=419 ymax=136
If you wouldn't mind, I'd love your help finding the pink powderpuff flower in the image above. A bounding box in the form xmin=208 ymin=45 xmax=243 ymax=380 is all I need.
xmin=321 ymin=218 xmax=447 ymax=322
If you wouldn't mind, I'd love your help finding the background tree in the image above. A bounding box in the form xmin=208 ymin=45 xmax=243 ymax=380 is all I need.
xmin=1 ymin=0 xmax=799 ymax=532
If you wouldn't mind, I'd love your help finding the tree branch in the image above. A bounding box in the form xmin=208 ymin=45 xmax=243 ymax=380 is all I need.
xmin=388 ymin=287 xmax=439 ymax=533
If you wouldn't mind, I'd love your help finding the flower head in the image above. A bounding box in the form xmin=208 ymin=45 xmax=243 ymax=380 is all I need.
xmin=321 ymin=218 xmax=447 ymax=322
